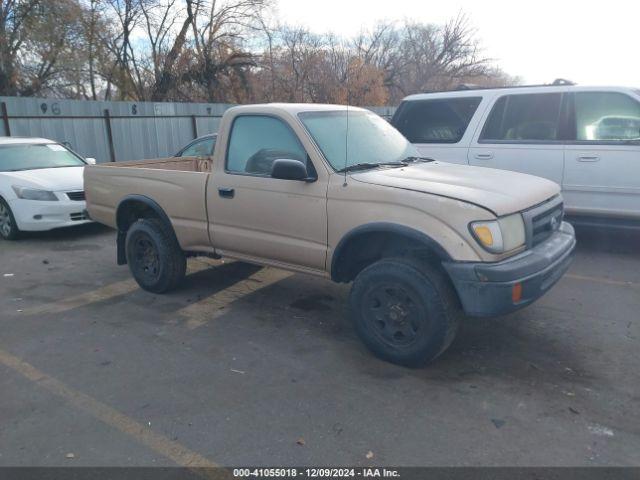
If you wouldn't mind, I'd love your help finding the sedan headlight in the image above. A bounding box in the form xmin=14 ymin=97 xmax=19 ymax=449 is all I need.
xmin=12 ymin=186 xmax=59 ymax=201
xmin=470 ymin=213 xmax=525 ymax=253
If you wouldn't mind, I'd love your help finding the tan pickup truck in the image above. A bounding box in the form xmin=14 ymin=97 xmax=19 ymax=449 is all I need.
xmin=85 ymin=103 xmax=576 ymax=366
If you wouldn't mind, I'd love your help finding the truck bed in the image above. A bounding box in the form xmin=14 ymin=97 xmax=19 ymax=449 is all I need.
xmin=84 ymin=156 xmax=214 ymax=252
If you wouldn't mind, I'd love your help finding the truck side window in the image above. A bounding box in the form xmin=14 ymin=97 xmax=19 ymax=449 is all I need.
xmin=392 ymin=97 xmax=481 ymax=143
xmin=227 ymin=115 xmax=307 ymax=175
xmin=481 ymin=93 xmax=562 ymax=142
xmin=574 ymin=92 xmax=640 ymax=142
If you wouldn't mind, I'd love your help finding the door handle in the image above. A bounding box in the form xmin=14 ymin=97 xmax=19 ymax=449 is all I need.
xmin=577 ymin=155 xmax=600 ymax=162
xmin=474 ymin=152 xmax=494 ymax=160
xmin=218 ymin=187 xmax=235 ymax=198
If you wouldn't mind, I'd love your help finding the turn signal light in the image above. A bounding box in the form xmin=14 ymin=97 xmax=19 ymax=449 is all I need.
xmin=512 ymin=283 xmax=523 ymax=303
xmin=473 ymin=225 xmax=494 ymax=247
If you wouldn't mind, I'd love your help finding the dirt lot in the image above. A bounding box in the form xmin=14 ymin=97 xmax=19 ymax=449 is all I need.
xmin=0 ymin=223 xmax=639 ymax=467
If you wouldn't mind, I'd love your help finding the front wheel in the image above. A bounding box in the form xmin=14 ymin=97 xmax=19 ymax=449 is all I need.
xmin=349 ymin=257 xmax=461 ymax=367
xmin=0 ymin=198 xmax=20 ymax=240
xmin=125 ymin=218 xmax=186 ymax=293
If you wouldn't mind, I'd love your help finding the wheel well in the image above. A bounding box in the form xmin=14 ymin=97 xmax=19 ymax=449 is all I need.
xmin=116 ymin=199 xmax=165 ymax=232
xmin=330 ymin=226 xmax=451 ymax=283
xmin=0 ymin=194 xmax=12 ymax=211
xmin=115 ymin=197 xmax=176 ymax=265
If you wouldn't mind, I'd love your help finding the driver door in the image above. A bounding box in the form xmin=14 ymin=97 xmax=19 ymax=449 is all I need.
xmin=208 ymin=115 xmax=328 ymax=270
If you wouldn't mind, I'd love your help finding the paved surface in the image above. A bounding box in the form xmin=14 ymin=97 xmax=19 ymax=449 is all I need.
xmin=0 ymin=223 xmax=639 ymax=467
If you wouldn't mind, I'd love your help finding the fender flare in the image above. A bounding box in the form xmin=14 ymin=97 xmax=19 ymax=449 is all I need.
xmin=330 ymin=222 xmax=452 ymax=282
xmin=115 ymin=195 xmax=174 ymax=265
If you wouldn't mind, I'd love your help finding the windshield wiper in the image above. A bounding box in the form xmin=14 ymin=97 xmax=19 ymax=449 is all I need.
xmin=401 ymin=156 xmax=436 ymax=163
xmin=337 ymin=161 xmax=408 ymax=173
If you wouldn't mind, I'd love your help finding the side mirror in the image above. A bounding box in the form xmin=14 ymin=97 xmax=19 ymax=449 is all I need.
xmin=271 ymin=159 xmax=315 ymax=182
xmin=85 ymin=157 xmax=97 ymax=165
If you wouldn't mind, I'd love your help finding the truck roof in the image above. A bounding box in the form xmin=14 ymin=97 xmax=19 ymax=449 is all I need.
xmin=227 ymin=103 xmax=369 ymax=116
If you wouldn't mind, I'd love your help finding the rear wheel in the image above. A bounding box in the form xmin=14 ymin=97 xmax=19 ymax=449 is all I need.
xmin=349 ymin=257 xmax=461 ymax=367
xmin=0 ymin=198 xmax=20 ymax=240
xmin=125 ymin=218 xmax=186 ymax=293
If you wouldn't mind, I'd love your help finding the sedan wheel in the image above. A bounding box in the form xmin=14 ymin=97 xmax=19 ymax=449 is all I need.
xmin=0 ymin=199 xmax=19 ymax=240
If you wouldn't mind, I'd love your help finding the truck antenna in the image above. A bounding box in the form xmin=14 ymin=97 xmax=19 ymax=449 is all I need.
xmin=343 ymin=65 xmax=350 ymax=187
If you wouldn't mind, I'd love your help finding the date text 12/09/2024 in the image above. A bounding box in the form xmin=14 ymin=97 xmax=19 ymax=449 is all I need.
xmin=233 ymin=468 xmax=401 ymax=478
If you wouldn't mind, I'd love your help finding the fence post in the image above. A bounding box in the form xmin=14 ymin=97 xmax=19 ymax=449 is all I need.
xmin=191 ymin=114 xmax=198 ymax=139
xmin=104 ymin=109 xmax=116 ymax=162
xmin=1 ymin=102 xmax=11 ymax=136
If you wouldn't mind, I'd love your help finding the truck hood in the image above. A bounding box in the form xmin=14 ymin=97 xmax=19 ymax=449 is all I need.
xmin=1 ymin=166 xmax=85 ymax=191
xmin=350 ymin=161 xmax=560 ymax=216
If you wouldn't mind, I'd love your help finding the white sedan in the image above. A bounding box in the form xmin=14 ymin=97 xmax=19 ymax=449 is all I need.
xmin=0 ymin=137 xmax=96 ymax=240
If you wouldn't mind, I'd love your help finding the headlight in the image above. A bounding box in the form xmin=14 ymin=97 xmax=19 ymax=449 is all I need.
xmin=470 ymin=213 xmax=525 ymax=253
xmin=12 ymin=186 xmax=58 ymax=201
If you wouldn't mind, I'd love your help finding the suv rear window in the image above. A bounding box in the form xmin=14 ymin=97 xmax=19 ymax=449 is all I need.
xmin=573 ymin=92 xmax=640 ymax=142
xmin=481 ymin=93 xmax=563 ymax=142
xmin=392 ymin=97 xmax=481 ymax=144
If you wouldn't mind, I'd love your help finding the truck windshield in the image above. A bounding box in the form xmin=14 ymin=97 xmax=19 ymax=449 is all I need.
xmin=298 ymin=110 xmax=419 ymax=171
xmin=0 ymin=144 xmax=86 ymax=172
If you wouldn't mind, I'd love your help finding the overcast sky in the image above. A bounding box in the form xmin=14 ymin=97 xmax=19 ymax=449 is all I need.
xmin=276 ymin=0 xmax=639 ymax=87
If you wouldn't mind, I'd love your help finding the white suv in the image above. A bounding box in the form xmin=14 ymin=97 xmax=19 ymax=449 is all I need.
xmin=392 ymin=83 xmax=640 ymax=227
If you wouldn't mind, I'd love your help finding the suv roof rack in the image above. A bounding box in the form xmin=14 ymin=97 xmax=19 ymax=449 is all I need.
xmin=448 ymin=78 xmax=576 ymax=92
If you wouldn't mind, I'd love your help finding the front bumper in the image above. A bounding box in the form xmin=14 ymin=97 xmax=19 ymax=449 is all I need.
xmin=9 ymin=198 xmax=92 ymax=232
xmin=443 ymin=222 xmax=576 ymax=317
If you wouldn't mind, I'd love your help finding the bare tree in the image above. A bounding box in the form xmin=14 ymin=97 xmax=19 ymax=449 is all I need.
xmin=352 ymin=23 xmax=401 ymax=92
xmin=84 ymin=0 xmax=102 ymax=99
xmin=185 ymin=0 xmax=267 ymax=102
xmin=2 ymin=0 xmax=91 ymax=97
xmin=395 ymin=14 xmax=491 ymax=96
xmin=1 ymin=2 xmax=517 ymax=104
xmin=102 ymin=0 xmax=145 ymax=99
xmin=0 ymin=0 xmax=41 ymax=95
xmin=139 ymin=0 xmax=198 ymax=100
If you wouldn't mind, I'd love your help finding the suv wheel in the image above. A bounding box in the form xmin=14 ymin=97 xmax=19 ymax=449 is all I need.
xmin=349 ymin=257 xmax=461 ymax=367
xmin=0 ymin=198 xmax=20 ymax=240
xmin=125 ymin=218 xmax=186 ymax=293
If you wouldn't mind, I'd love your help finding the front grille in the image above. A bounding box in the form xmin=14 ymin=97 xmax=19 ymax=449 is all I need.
xmin=522 ymin=196 xmax=564 ymax=248
xmin=70 ymin=212 xmax=88 ymax=221
xmin=66 ymin=191 xmax=85 ymax=201
xmin=531 ymin=203 xmax=564 ymax=246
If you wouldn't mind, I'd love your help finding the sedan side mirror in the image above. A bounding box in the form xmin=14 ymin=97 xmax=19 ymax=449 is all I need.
xmin=85 ymin=157 xmax=97 ymax=165
xmin=271 ymin=159 xmax=315 ymax=182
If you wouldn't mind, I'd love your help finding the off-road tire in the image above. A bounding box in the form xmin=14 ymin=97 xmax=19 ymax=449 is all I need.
xmin=125 ymin=218 xmax=186 ymax=293
xmin=349 ymin=257 xmax=462 ymax=367
xmin=0 ymin=197 xmax=20 ymax=240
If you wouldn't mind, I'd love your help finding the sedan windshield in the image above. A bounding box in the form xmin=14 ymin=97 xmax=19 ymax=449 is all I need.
xmin=0 ymin=144 xmax=86 ymax=172
xmin=298 ymin=110 xmax=419 ymax=171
